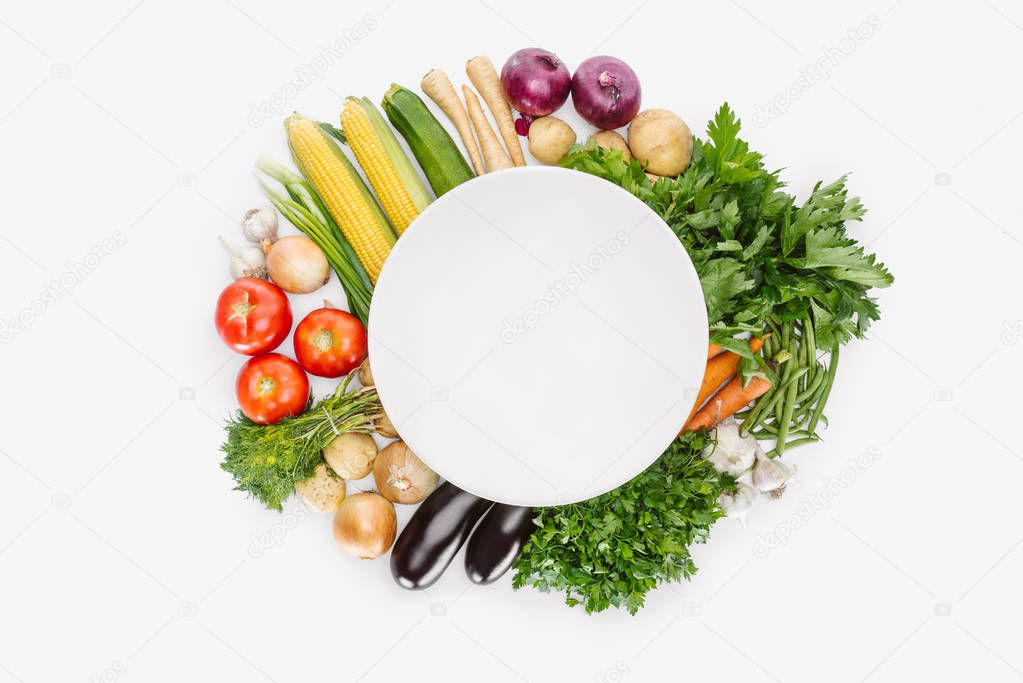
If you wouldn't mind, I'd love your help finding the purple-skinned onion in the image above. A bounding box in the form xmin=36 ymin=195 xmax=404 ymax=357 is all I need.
xmin=500 ymin=48 xmax=572 ymax=118
xmin=571 ymin=55 xmax=641 ymax=130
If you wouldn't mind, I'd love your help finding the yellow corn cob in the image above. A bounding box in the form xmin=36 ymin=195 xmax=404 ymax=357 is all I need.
xmin=341 ymin=97 xmax=431 ymax=235
xmin=286 ymin=114 xmax=395 ymax=283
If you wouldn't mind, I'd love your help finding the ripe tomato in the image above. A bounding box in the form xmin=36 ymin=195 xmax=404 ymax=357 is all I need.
xmin=215 ymin=278 xmax=292 ymax=355
xmin=293 ymin=306 xmax=368 ymax=378
xmin=235 ymin=353 xmax=310 ymax=424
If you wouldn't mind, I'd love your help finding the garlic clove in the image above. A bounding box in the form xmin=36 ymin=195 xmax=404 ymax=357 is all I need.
xmin=219 ymin=235 xmax=268 ymax=280
xmin=718 ymin=482 xmax=756 ymax=523
xmin=241 ymin=205 xmax=279 ymax=244
xmin=705 ymin=420 xmax=757 ymax=477
xmin=752 ymin=447 xmax=795 ymax=497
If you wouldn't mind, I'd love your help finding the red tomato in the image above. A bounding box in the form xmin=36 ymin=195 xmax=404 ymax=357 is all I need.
xmin=293 ymin=306 xmax=368 ymax=378
xmin=235 ymin=353 xmax=309 ymax=424
xmin=215 ymin=278 xmax=292 ymax=355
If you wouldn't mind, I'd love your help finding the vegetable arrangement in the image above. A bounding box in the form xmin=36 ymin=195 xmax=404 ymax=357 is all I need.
xmin=212 ymin=45 xmax=890 ymax=616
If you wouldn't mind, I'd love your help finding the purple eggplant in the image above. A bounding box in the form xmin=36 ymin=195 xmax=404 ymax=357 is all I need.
xmin=390 ymin=482 xmax=493 ymax=590
xmin=464 ymin=504 xmax=535 ymax=585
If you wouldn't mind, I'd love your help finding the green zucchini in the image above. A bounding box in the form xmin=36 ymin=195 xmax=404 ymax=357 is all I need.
xmin=381 ymin=84 xmax=475 ymax=197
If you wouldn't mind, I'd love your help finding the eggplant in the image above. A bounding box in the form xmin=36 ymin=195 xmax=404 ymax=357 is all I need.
xmin=464 ymin=504 xmax=535 ymax=585
xmin=390 ymin=482 xmax=493 ymax=590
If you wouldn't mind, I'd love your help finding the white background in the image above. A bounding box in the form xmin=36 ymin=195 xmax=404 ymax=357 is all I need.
xmin=1 ymin=1 xmax=1020 ymax=681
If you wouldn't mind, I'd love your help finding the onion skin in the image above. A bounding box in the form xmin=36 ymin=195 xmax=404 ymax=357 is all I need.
xmin=332 ymin=492 xmax=396 ymax=559
xmin=501 ymin=48 xmax=571 ymax=118
xmin=571 ymin=55 xmax=642 ymax=130
xmin=373 ymin=441 xmax=439 ymax=504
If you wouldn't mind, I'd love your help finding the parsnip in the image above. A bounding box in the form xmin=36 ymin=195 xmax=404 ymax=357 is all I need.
xmin=462 ymin=85 xmax=513 ymax=172
xmin=466 ymin=55 xmax=525 ymax=167
xmin=421 ymin=69 xmax=484 ymax=175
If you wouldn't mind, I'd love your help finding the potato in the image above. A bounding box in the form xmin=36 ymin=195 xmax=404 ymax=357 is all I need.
xmin=358 ymin=357 xmax=374 ymax=387
xmin=528 ymin=116 xmax=576 ymax=165
xmin=588 ymin=130 xmax=631 ymax=161
xmin=628 ymin=109 xmax=693 ymax=177
xmin=295 ymin=463 xmax=346 ymax=512
xmin=323 ymin=432 xmax=378 ymax=480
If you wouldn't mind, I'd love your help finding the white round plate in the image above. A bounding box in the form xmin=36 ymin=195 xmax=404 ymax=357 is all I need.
xmin=369 ymin=166 xmax=707 ymax=507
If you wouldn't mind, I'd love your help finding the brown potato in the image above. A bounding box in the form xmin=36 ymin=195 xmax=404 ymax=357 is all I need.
xmin=528 ymin=116 xmax=577 ymax=165
xmin=589 ymin=130 xmax=632 ymax=160
xmin=628 ymin=109 xmax=693 ymax=177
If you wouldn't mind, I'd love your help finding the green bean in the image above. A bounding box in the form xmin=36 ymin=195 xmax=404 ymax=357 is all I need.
xmin=795 ymin=369 xmax=825 ymax=404
xmin=775 ymin=379 xmax=800 ymax=454
xmin=808 ymin=346 xmax=840 ymax=434
xmin=803 ymin=316 xmax=817 ymax=379
xmin=766 ymin=436 xmax=819 ymax=457
xmin=742 ymin=367 xmax=806 ymax=434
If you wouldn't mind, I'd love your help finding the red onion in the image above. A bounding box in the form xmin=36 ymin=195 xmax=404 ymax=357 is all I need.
xmin=571 ymin=55 xmax=641 ymax=130
xmin=500 ymin=48 xmax=571 ymax=118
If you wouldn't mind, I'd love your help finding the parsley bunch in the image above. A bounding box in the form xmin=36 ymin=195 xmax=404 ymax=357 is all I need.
xmin=512 ymin=432 xmax=732 ymax=615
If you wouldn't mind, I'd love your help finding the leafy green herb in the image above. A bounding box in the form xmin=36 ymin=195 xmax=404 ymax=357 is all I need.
xmin=560 ymin=103 xmax=892 ymax=352
xmin=512 ymin=432 xmax=733 ymax=615
xmin=220 ymin=373 xmax=379 ymax=511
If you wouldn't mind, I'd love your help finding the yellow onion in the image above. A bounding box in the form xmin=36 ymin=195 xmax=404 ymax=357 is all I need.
xmin=374 ymin=441 xmax=439 ymax=504
xmin=264 ymin=235 xmax=329 ymax=294
xmin=332 ymin=492 xmax=396 ymax=559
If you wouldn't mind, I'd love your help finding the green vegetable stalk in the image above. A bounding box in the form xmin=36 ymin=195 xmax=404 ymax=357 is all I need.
xmin=256 ymin=156 xmax=373 ymax=325
xmin=512 ymin=432 xmax=733 ymax=615
xmin=220 ymin=372 xmax=380 ymax=511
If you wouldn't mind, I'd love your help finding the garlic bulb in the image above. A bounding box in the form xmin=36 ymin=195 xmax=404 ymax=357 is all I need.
xmin=241 ymin=205 xmax=278 ymax=244
xmin=704 ymin=421 xmax=757 ymax=476
xmin=752 ymin=449 xmax=795 ymax=497
xmin=219 ymin=235 xmax=267 ymax=280
xmin=718 ymin=482 xmax=756 ymax=522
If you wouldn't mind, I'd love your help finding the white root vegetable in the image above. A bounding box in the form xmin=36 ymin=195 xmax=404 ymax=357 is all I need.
xmin=264 ymin=234 xmax=329 ymax=294
xmin=333 ymin=492 xmax=396 ymax=559
xmin=462 ymin=85 xmax=514 ymax=172
xmin=323 ymin=432 xmax=378 ymax=480
xmin=241 ymin=205 xmax=278 ymax=244
xmin=374 ymin=409 xmax=398 ymax=438
xmin=589 ymin=130 xmax=632 ymax=160
xmin=527 ymin=116 xmax=576 ymax=165
xmin=466 ymin=55 xmax=525 ymax=167
xmin=219 ymin=235 xmax=267 ymax=280
xmin=422 ymin=69 xmax=485 ymax=175
xmin=374 ymin=441 xmax=439 ymax=504
xmin=628 ymin=108 xmax=693 ymax=177
xmin=295 ymin=463 xmax=346 ymax=512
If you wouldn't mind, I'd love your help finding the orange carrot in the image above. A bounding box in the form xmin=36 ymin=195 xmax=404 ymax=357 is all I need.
xmin=707 ymin=342 xmax=723 ymax=359
xmin=684 ymin=337 xmax=765 ymax=426
xmin=684 ymin=375 xmax=772 ymax=432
